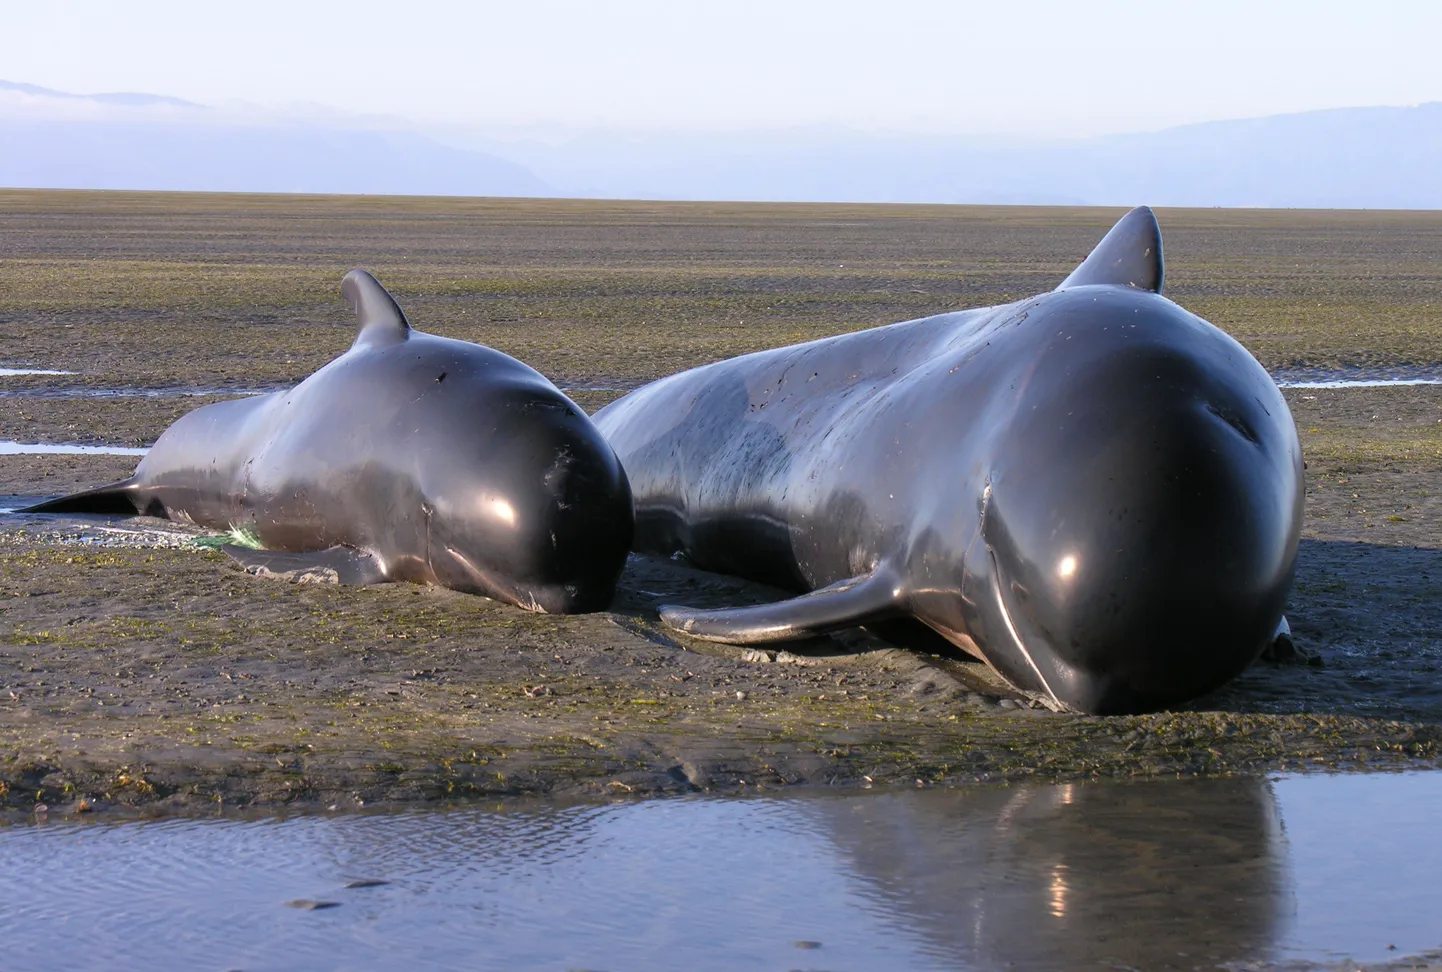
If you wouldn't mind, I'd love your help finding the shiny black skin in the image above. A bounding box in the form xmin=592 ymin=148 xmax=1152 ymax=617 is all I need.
xmin=27 ymin=271 xmax=633 ymax=614
xmin=595 ymin=208 xmax=1303 ymax=713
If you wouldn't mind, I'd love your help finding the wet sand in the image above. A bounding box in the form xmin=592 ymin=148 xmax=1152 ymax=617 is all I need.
xmin=3 ymin=192 xmax=1442 ymax=816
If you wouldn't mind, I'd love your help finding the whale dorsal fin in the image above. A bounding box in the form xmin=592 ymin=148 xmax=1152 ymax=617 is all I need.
xmin=341 ymin=269 xmax=410 ymax=349
xmin=1056 ymin=206 xmax=1164 ymax=293
xmin=658 ymin=565 xmax=904 ymax=644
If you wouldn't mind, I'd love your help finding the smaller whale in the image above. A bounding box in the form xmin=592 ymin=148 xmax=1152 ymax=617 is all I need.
xmin=25 ymin=270 xmax=633 ymax=614
xmin=595 ymin=208 xmax=1303 ymax=713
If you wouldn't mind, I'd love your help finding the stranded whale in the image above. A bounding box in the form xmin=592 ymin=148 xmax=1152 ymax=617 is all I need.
xmin=594 ymin=208 xmax=1303 ymax=713
xmin=26 ymin=270 xmax=633 ymax=614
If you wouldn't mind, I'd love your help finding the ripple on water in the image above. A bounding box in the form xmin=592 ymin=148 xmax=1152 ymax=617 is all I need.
xmin=0 ymin=773 xmax=1440 ymax=971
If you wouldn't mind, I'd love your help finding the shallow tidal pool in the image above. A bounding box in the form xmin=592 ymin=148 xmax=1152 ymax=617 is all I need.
xmin=1 ymin=772 xmax=1440 ymax=971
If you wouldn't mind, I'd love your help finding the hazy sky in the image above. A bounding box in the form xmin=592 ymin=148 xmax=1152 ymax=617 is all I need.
xmin=9 ymin=0 xmax=1442 ymax=137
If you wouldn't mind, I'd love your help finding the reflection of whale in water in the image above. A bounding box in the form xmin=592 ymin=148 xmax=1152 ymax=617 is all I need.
xmin=800 ymin=777 xmax=1290 ymax=969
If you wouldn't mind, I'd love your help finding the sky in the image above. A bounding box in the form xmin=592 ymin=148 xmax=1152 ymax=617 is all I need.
xmin=8 ymin=0 xmax=1442 ymax=138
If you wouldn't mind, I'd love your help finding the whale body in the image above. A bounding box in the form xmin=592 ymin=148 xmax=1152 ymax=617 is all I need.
xmin=594 ymin=208 xmax=1303 ymax=713
xmin=26 ymin=270 xmax=634 ymax=614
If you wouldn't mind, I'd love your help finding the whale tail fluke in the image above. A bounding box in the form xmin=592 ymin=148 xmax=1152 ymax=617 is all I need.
xmin=1056 ymin=206 xmax=1164 ymax=293
xmin=21 ymin=479 xmax=147 ymax=515
xmin=658 ymin=565 xmax=904 ymax=644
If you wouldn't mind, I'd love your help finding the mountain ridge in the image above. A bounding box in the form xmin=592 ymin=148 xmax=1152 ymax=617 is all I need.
xmin=3 ymin=80 xmax=1440 ymax=207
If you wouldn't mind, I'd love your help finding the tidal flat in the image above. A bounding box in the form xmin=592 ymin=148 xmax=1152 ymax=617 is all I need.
xmin=2 ymin=190 xmax=1442 ymax=816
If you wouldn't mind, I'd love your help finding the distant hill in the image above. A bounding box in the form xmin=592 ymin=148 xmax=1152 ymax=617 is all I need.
xmin=0 ymin=79 xmax=200 ymax=109
xmin=0 ymin=121 xmax=550 ymax=196
xmin=475 ymin=103 xmax=1442 ymax=208
xmin=0 ymin=81 xmax=548 ymax=197
xmin=4 ymin=79 xmax=1441 ymax=207
xmin=1059 ymin=103 xmax=1442 ymax=209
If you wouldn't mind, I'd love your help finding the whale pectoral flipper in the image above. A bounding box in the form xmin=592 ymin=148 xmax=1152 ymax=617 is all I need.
xmin=658 ymin=567 xmax=904 ymax=645
xmin=223 ymin=545 xmax=390 ymax=586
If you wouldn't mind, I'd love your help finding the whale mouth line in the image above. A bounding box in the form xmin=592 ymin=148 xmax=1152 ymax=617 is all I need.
xmin=1206 ymin=403 xmax=1260 ymax=445
xmin=988 ymin=549 xmax=1063 ymax=708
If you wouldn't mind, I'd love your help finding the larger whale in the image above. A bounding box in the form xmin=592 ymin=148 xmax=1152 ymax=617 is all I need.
xmin=595 ymin=208 xmax=1303 ymax=713
xmin=26 ymin=270 xmax=633 ymax=614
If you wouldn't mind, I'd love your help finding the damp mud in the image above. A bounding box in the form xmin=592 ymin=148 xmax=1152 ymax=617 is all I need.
xmin=3 ymin=191 xmax=1442 ymax=815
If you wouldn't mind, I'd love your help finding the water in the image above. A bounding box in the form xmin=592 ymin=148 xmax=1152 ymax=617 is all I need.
xmin=0 ymin=440 xmax=148 ymax=456
xmin=560 ymin=383 xmax=643 ymax=393
xmin=0 ymin=499 xmax=209 ymax=545
xmin=0 ymin=363 xmax=272 ymax=398
xmin=2 ymin=773 xmax=1440 ymax=971
xmin=0 ymin=366 xmax=75 ymax=377
xmin=1278 ymin=377 xmax=1442 ymax=390
xmin=1273 ymin=366 xmax=1442 ymax=390
xmin=0 ymin=385 xmax=270 ymax=400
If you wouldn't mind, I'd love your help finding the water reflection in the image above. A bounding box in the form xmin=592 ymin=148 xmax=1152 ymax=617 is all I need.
xmin=804 ymin=777 xmax=1288 ymax=969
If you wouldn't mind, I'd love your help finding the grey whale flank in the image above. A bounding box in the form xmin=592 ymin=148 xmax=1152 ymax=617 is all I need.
xmin=25 ymin=270 xmax=634 ymax=614
xmin=595 ymin=207 xmax=1304 ymax=714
